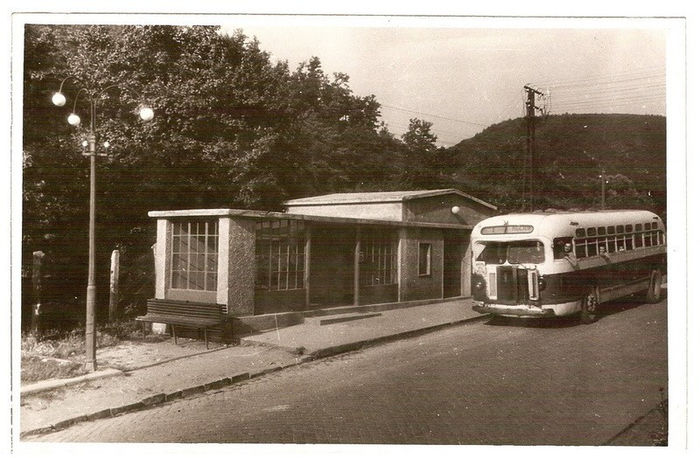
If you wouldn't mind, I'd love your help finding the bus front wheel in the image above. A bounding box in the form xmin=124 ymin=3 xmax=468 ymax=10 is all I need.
xmin=646 ymin=269 xmax=663 ymax=303
xmin=580 ymin=286 xmax=599 ymax=324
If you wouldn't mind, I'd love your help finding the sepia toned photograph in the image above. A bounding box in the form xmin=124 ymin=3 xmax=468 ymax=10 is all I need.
xmin=9 ymin=8 xmax=689 ymax=453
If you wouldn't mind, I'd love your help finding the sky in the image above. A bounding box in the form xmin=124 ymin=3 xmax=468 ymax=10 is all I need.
xmin=221 ymin=19 xmax=667 ymax=147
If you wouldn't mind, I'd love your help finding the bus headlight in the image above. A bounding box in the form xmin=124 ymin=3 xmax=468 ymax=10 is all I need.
xmin=538 ymin=276 xmax=547 ymax=292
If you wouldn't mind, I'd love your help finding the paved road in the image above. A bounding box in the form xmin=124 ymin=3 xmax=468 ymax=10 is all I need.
xmin=30 ymin=299 xmax=667 ymax=445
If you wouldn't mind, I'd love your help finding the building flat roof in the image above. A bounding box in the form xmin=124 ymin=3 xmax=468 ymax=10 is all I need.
xmin=147 ymin=208 xmax=474 ymax=230
xmin=284 ymin=188 xmax=497 ymax=210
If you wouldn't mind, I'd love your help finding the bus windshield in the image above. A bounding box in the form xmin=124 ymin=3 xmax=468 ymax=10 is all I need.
xmin=475 ymin=241 xmax=545 ymax=265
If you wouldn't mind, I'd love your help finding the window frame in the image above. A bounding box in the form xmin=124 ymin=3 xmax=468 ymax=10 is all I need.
xmin=360 ymin=229 xmax=398 ymax=286
xmin=255 ymin=219 xmax=306 ymax=292
xmin=169 ymin=219 xmax=219 ymax=293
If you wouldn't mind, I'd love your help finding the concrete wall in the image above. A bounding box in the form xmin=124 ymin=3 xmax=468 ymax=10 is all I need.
xmin=405 ymin=194 xmax=497 ymax=226
xmin=254 ymin=289 xmax=307 ymax=315
xmin=221 ymin=217 xmax=256 ymax=316
xmin=359 ymin=284 xmax=399 ymax=305
xmin=154 ymin=219 xmax=169 ymax=300
xmin=286 ymin=202 xmax=403 ymax=221
xmin=398 ymin=228 xmax=444 ymax=302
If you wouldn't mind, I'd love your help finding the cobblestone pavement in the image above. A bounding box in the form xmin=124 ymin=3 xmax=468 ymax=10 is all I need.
xmin=27 ymin=299 xmax=667 ymax=445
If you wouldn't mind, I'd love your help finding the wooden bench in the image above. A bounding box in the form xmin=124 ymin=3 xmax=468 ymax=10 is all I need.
xmin=136 ymin=299 xmax=227 ymax=349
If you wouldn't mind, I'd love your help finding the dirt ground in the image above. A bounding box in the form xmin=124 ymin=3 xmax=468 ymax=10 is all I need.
xmin=92 ymin=337 xmax=230 ymax=371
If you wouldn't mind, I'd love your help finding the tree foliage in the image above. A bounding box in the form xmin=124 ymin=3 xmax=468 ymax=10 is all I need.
xmin=22 ymin=25 xmax=411 ymax=314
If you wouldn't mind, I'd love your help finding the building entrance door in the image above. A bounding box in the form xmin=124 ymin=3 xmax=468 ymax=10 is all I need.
xmin=443 ymin=230 xmax=469 ymax=298
xmin=309 ymin=226 xmax=356 ymax=307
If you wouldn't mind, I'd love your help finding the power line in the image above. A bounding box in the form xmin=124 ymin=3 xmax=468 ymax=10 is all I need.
xmin=546 ymin=75 xmax=665 ymax=92
xmin=554 ymin=101 xmax=665 ymax=112
xmin=537 ymin=66 xmax=665 ymax=88
xmin=380 ymin=103 xmax=487 ymax=127
xmin=554 ymin=93 xmax=666 ymax=109
xmin=538 ymin=64 xmax=665 ymax=84
xmin=553 ymin=93 xmax=666 ymax=108
xmin=553 ymin=83 xmax=666 ymax=98
xmin=380 ymin=121 xmax=471 ymax=146
xmin=381 ymin=120 xmax=473 ymax=140
xmin=551 ymin=101 xmax=665 ymax=113
xmin=494 ymin=93 xmax=526 ymax=123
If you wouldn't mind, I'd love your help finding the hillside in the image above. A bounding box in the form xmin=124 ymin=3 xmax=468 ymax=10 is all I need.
xmin=444 ymin=113 xmax=666 ymax=218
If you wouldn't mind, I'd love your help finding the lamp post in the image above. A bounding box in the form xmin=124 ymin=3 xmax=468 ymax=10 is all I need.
xmin=53 ymin=77 xmax=154 ymax=371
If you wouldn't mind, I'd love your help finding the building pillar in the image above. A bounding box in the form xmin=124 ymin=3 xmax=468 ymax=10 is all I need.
xmin=304 ymin=226 xmax=311 ymax=309
xmin=353 ymin=227 xmax=361 ymax=306
xmin=397 ymin=227 xmax=409 ymax=302
xmin=217 ymin=217 xmax=256 ymax=316
xmin=463 ymin=236 xmax=473 ymax=297
xmin=154 ymin=219 xmax=169 ymax=300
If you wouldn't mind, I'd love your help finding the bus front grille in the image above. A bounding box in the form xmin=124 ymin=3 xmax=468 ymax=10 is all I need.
xmin=496 ymin=266 xmax=529 ymax=304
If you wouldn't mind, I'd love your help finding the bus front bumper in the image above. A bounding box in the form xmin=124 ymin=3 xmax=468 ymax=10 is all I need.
xmin=472 ymin=303 xmax=556 ymax=318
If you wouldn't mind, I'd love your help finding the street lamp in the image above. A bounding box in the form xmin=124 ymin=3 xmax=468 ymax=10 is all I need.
xmin=52 ymin=76 xmax=154 ymax=371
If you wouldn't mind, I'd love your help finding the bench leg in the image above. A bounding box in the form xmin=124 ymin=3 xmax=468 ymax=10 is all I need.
xmin=204 ymin=328 xmax=209 ymax=349
xmin=172 ymin=325 xmax=178 ymax=345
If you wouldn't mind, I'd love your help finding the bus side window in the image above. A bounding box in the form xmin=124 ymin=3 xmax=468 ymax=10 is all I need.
xmin=587 ymin=237 xmax=598 ymax=257
xmin=617 ymin=236 xmax=625 ymax=251
xmin=553 ymin=237 xmax=573 ymax=259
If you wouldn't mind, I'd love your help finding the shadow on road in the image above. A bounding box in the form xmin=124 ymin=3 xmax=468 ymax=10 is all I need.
xmin=484 ymin=289 xmax=666 ymax=329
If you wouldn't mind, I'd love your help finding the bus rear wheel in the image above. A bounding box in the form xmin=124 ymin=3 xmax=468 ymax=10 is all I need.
xmin=580 ymin=286 xmax=599 ymax=324
xmin=646 ymin=269 xmax=663 ymax=303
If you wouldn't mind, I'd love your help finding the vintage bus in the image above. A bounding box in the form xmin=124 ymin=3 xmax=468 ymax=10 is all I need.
xmin=470 ymin=210 xmax=666 ymax=323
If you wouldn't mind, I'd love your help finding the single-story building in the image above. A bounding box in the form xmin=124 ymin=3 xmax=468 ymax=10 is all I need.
xmin=145 ymin=189 xmax=496 ymax=338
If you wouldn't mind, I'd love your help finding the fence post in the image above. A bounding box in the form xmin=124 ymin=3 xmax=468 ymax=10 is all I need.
xmin=31 ymin=251 xmax=45 ymax=336
xmin=109 ymin=249 xmax=120 ymax=322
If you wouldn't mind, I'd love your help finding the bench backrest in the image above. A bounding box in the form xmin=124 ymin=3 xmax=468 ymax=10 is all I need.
xmin=146 ymin=299 xmax=225 ymax=320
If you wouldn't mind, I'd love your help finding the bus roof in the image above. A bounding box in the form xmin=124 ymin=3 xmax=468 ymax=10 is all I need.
xmin=472 ymin=210 xmax=664 ymax=240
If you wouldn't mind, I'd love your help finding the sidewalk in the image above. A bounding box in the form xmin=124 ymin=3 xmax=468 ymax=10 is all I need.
xmin=21 ymin=297 xmax=483 ymax=437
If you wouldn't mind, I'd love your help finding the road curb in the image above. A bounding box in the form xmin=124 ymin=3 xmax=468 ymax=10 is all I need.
xmin=21 ymin=314 xmax=487 ymax=439
xmin=21 ymin=368 xmax=125 ymax=396
xmin=303 ymin=314 xmax=489 ymax=361
xmin=20 ymin=371 xmax=251 ymax=439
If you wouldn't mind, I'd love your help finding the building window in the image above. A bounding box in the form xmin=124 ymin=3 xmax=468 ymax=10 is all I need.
xmin=419 ymin=243 xmax=432 ymax=276
xmin=170 ymin=220 xmax=218 ymax=291
xmin=255 ymin=219 xmax=305 ymax=291
xmin=360 ymin=229 xmax=397 ymax=286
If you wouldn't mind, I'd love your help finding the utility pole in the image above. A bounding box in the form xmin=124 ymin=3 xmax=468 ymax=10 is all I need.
xmin=524 ymin=85 xmax=546 ymax=211
xmin=600 ymin=168 xmax=607 ymax=210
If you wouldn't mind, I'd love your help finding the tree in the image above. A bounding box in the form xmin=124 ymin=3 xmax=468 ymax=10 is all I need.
xmin=399 ymin=118 xmax=446 ymax=188
xmin=23 ymin=25 xmax=299 ymax=313
xmin=401 ymin=118 xmax=437 ymax=154
xmin=22 ymin=25 xmax=402 ymax=320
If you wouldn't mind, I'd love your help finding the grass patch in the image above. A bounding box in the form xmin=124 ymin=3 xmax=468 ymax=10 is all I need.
xmin=21 ymin=317 xmax=167 ymax=383
xmin=21 ymin=355 xmax=87 ymax=383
